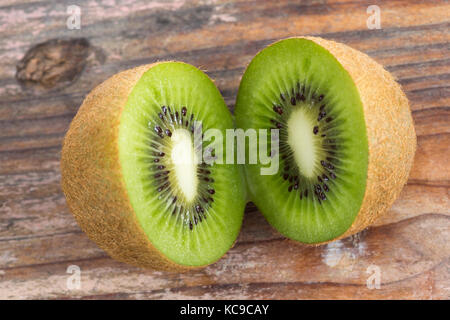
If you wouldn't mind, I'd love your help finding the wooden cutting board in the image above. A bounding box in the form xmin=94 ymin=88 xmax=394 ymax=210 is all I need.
xmin=0 ymin=0 xmax=448 ymax=299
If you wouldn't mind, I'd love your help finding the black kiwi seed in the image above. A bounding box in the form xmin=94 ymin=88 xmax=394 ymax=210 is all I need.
xmin=208 ymin=189 xmax=215 ymax=195
xmin=318 ymin=176 xmax=323 ymax=183
xmin=326 ymin=117 xmax=333 ymax=123
xmin=318 ymin=94 xmax=324 ymax=101
xmin=290 ymin=97 xmax=296 ymax=105
xmin=165 ymin=129 xmax=172 ymax=137
xmin=273 ymin=105 xmax=283 ymax=115
xmin=322 ymin=174 xmax=329 ymax=181
xmin=313 ymin=126 xmax=319 ymax=134
xmin=283 ymin=173 xmax=289 ymax=180
xmin=318 ymin=111 xmax=326 ymax=121
xmin=157 ymin=183 xmax=167 ymax=192
xmin=323 ymin=184 xmax=329 ymax=192
xmin=161 ymin=106 xmax=167 ymax=114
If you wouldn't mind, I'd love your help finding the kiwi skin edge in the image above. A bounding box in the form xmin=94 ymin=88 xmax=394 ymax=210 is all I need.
xmin=278 ymin=37 xmax=417 ymax=244
xmin=62 ymin=63 xmax=200 ymax=271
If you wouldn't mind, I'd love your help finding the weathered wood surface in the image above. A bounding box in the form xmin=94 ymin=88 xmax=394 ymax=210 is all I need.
xmin=0 ymin=0 xmax=449 ymax=299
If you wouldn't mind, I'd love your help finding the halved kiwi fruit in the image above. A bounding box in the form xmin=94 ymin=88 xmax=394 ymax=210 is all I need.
xmin=61 ymin=62 xmax=245 ymax=270
xmin=235 ymin=37 xmax=416 ymax=244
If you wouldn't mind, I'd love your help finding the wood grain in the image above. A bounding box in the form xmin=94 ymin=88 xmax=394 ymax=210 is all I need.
xmin=0 ymin=0 xmax=449 ymax=299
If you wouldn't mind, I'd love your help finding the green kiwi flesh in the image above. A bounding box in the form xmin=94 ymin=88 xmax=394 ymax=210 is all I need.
xmin=235 ymin=38 xmax=369 ymax=243
xmin=119 ymin=62 xmax=245 ymax=266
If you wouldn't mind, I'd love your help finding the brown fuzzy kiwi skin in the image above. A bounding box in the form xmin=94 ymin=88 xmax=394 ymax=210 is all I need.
xmin=61 ymin=62 xmax=206 ymax=271
xmin=298 ymin=36 xmax=417 ymax=243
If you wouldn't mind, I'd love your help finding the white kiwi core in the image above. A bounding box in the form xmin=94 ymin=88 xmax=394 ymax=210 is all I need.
xmin=287 ymin=107 xmax=319 ymax=179
xmin=170 ymin=128 xmax=198 ymax=202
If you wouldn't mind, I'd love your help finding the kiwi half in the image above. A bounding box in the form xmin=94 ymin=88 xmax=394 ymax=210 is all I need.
xmin=61 ymin=62 xmax=245 ymax=270
xmin=235 ymin=37 xmax=416 ymax=244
